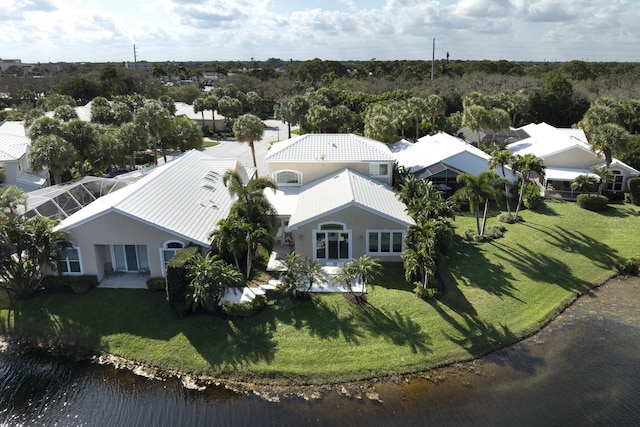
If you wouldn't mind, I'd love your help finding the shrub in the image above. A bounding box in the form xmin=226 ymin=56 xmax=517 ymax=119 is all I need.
xmin=42 ymin=275 xmax=98 ymax=291
xmin=414 ymin=282 xmax=440 ymax=299
xmin=628 ymin=177 xmax=640 ymax=206
xmin=524 ymin=184 xmax=544 ymax=211
xmin=165 ymin=246 xmax=200 ymax=318
xmin=146 ymin=277 xmax=166 ymax=291
xmin=576 ymin=194 xmax=608 ymax=211
xmin=221 ymin=294 xmax=267 ymax=317
xmin=616 ymin=257 xmax=640 ymax=276
xmin=462 ymin=225 xmax=506 ymax=242
xmin=498 ymin=213 xmax=519 ymax=224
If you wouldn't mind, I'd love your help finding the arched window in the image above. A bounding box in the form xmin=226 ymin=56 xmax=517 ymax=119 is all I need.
xmin=57 ymin=242 xmax=82 ymax=275
xmin=274 ymin=170 xmax=302 ymax=186
xmin=161 ymin=241 xmax=185 ymax=271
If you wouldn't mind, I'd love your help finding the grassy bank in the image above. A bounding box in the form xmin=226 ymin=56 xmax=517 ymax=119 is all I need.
xmin=1 ymin=200 xmax=639 ymax=385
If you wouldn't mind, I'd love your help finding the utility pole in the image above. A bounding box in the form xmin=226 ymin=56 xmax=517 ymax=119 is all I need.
xmin=133 ymin=44 xmax=137 ymax=66
xmin=431 ymin=38 xmax=435 ymax=80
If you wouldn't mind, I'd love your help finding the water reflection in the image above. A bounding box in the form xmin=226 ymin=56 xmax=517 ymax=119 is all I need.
xmin=1 ymin=278 xmax=639 ymax=426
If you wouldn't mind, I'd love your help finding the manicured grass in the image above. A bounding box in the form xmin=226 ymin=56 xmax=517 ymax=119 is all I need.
xmin=2 ymin=200 xmax=639 ymax=384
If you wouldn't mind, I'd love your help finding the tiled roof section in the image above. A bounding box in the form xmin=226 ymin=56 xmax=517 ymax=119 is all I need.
xmin=288 ymin=168 xmax=414 ymax=229
xmin=265 ymin=134 xmax=395 ymax=163
xmin=59 ymin=150 xmax=245 ymax=246
xmin=0 ymin=133 xmax=29 ymax=161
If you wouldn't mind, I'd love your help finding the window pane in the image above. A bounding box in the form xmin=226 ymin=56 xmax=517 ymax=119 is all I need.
xmin=379 ymin=164 xmax=388 ymax=175
xmin=320 ymin=223 xmax=344 ymax=230
xmin=392 ymin=232 xmax=403 ymax=252
xmin=67 ymin=249 xmax=79 ymax=261
xmin=369 ymin=232 xmax=378 ymax=252
xmin=58 ymin=261 xmax=69 ymax=273
xmin=113 ymin=245 xmax=126 ymax=271
xmin=167 ymin=242 xmax=183 ymax=249
xmin=136 ymin=245 xmax=149 ymax=270
xmin=380 ymin=232 xmax=390 ymax=252
xmin=69 ymin=262 xmax=81 ymax=273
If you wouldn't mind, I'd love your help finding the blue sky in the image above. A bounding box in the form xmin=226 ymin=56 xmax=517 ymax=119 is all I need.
xmin=2 ymin=0 xmax=639 ymax=63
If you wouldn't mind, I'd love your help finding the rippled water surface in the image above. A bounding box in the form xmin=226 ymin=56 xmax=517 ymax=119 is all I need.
xmin=1 ymin=277 xmax=639 ymax=426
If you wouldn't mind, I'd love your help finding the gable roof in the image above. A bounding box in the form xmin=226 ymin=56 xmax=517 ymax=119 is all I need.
xmin=507 ymin=122 xmax=592 ymax=158
xmin=287 ymin=168 xmax=414 ymax=229
xmin=58 ymin=150 xmax=250 ymax=246
xmin=392 ymin=132 xmax=517 ymax=180
xmin=265 ymin=133 xmax=395 ymax=163
xmin=0 ymin=120 xmax=27 ymax=137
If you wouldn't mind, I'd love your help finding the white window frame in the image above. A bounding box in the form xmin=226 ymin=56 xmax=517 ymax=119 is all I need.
xmin=57 ymin=241 xmax=83 ymax=275
xmin=160 ymin=240 xmax=185 ymax=276
xmin=366 ymin=230 xmax=405 ymax=256
xmin=273 ymin=169 xmax=303 ymax=186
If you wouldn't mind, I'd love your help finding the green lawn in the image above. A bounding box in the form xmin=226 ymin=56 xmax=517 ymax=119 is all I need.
xmin=2 ymin=200 xmax=639 ymax=385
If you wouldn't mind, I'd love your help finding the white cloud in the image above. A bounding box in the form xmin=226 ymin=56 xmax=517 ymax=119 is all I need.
xmin=0 ymin=0 xmax=639 ymax=63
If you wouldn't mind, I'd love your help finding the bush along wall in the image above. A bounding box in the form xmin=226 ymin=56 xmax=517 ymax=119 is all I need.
xmin=42 ymin=275 xmax=98 ymax=293
xmin=165 ymin=246 xmax=200 ymax=318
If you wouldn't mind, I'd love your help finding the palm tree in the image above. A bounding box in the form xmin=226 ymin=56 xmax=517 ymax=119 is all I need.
xmin=424 ymin=94 xmax=446 ymax=134
xmin=300 ymin=258 xmax=327 ymax=294
xmin=233 ymin=114 xmax=265 ymax=171
xmin=192 ymin=96 xmax=208 ymax=128
xmin=462 ymin=104 xmax=489 ymax=148
xmin=221 ymin=170 xmax=277 ymax=278
xmin=589 ymin=123 xmax=630 ymax=166
xmin=29 ymin=134 xmax=76 ymax=184
xmin=280 ymin=252 xmax=304 ymax=298
xmin=589 ymin=165 xmax=614 ymax=195
xmin=344 ymin=255 xmax=382 ymax=298
xmin=407 ymin=96 xmax=429 ymax=140
xmin=571 ymin=174 xmax=599 ymax=196
xmin=511 ymin=154 xmax=545 ymax=220
xmin=486 ymin=108 xmax=511 ymax=145
xmin=209 ymin=216 xmax=246 ymax=270
xmin=64 ymin=119 xmax=97 ymax=177
xmin=402 ymin=218 xmax=438 ymax=289
xmin=489 ymin=148 xmax=515 ymax=218
xmin=455 ymin=170 xmax=501 ymax=236
xmin=135 ymin=100 xmax=171 ymax=165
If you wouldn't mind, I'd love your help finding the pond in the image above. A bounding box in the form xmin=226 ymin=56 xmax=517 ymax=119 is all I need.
xmin=1 ymin=277 xmax=639 ymax=426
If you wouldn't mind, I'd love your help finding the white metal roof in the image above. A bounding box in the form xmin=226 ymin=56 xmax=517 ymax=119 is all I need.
xmin=287 ymin=168 xmax=414 ymax=229
xmin=174 ymin=102 xmax=225 ymax=121
xmin=508 ymin=122 xmax=591 ymax=158
xmin=265 ymin=133 xmax=396 ymax=163
xmin=58 ymin=150 xmax=247 ymax=246
xmin=0 ymin=121 xmax=27 ymax=136
xmin=0 ymin=133 xmax=29 ymax=161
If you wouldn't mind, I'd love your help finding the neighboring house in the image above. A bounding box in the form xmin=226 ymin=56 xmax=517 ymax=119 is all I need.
xmin=507 ymin=122 xmax=639 ymax=199
xmin=174 ymin=102 xmax=226 ymax=132
xmin=265 ymin=134 xmax=413 ymax=263
xmin=391 ymin=132 xmax=517 ymax=196
xmin=0 ymin=121 xmax=49 ymax=191
xmin=54 ymin=150 xmax=254 ymax=283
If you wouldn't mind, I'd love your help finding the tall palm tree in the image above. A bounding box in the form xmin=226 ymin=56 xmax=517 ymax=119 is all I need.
xmin=402 ymin=218 xmax=438 ymax=288
xmin=489 ymin=148 xmax=515 ymax=218
xmin=424 ymin=94 xmax=446 ymax=134
xmin=233 ymin=114 xmax=265 ymax=171
xmin=589 ymin=123 xmax=630 ymax=166
xmin=462 ymin=104 xmax=489 ymax=148
xmin=511 ymin=154 xmax=545 ymax=220
xmin=135 ymin=100 xmax=171 ymax=165
xmin=455 ymin=170 xmax=501 ymax=236
xmin=64 ymin=119 xmax=97 ymax=177
xmin=209 ymin=216 xmax=246 ymax=270
xmin=28 ymin=134 xmax=76 ymax=184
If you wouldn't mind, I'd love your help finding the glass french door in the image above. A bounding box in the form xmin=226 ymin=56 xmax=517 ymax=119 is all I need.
xmin=315 ymin=231 xmax=350 ymax=261
xmin=112 ymin=245 xmax=149 ymax=272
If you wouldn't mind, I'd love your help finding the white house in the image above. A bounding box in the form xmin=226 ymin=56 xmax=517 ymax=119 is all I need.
xmin=508 ymin=122 xmax=639 ymax=199
xmin=265 ymin=134 xmax=413 ymax=263
xmin=391 ymin=132 xmax=517 ymax=195
xmin=55 ymin=150 xmax=254 ymax=284
xmin=0 ymin=121 xmax=49 ymax=191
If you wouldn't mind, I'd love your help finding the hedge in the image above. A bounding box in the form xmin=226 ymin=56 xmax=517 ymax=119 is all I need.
xmin=576 ymin=194 xmax=608 ymax=211
xmin=42 ymin=275 xmax=98 ymax=292
xmin=628 ymin=177 xmax=640 ymax=206
xmin=165 ymin=246 xmax=200 ymax=318
xmin=146 ymin=277 xmax=166 ymax=291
